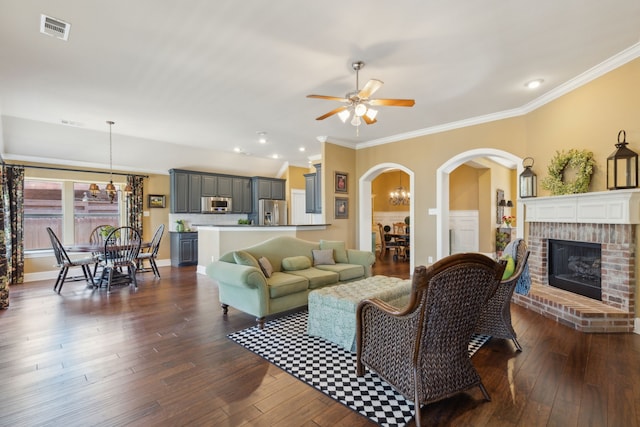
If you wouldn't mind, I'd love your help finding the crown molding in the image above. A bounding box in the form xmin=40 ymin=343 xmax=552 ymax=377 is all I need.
xmin=356 ymin=41 xmax=640 ymax=151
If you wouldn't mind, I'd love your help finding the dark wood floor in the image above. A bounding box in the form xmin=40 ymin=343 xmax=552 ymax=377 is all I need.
xmin=1 ymin=255 xmax=639 ymax=426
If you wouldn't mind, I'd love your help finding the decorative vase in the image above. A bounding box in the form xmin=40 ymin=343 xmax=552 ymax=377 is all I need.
xmin=176 ymin=222 xmax=185 ymax=232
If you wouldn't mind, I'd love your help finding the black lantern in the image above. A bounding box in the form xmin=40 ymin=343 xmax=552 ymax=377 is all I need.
xmin=519 ymin=157 xmax=537 ymax=198
xmin=607 ymin=130 xmax=638 ymax=190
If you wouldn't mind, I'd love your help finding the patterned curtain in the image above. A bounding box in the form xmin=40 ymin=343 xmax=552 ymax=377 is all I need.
xmin=1 ymin=165 xmax=25 ymax=308
xmin=127 ymin=175 xmax=144 ymax=236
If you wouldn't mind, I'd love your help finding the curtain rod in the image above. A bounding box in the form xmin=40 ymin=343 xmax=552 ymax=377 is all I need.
xmin=4 ymin=163 xmax=149 ymax=179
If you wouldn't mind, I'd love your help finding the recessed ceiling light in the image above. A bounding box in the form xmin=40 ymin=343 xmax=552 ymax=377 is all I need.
xmin=272 ymin=154 xmax=279 ymax=159
xmin=525 ymin=79 xmax=544 ymax=89
xmin=299 ymin=147 xmax=306 ymax=152
xmin=233 ymin=147 xmax=242 ymax=153
xmin=257 ymin=131 xmax=267 ymax=144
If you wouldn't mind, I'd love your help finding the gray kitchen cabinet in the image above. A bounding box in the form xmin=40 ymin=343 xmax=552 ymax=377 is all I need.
xmin=304 ymin=163 xmax=322 ymax=213
xmin=253 ymin=177 xmax=285 ymax=200
xmin=170 ymin=170 xmax=190 ymax=213
xmin=188 ymin=173 xmax=202 ymax=213
xmin=304 ymin=172 xmax=316 ymax=213
xmin=170 ymin=232 xmax=198 ymax=266
xmin=202 ymin=174 xmax=232 ymax=197
xmin=170 ymin=169 xmax=202 ymax=213
xmin=201 ymin=175 xmax=217 ymax=196
xmin=232 ymin=177 xmax=252 ymax=213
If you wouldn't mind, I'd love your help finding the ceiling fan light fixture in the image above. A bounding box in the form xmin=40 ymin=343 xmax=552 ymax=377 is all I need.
xmin=350 ymin=115 xmax=361 ymax=126
xmin=365 ymin=108 xmax=378 ymax=120
xmin=354 ymin=103 xmax=367 ymax=117
xmin=338 ymin=109 xmax=350 ymax=123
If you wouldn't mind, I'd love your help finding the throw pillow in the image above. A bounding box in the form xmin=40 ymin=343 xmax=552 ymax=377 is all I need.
xmin=282 ymin=256 xmax=312 ymax=271
xmin=501 ymin=254 xmax=515 ymax=280
xmin=233 ymin=250 xmax=260 ymax=269
xmin=312 ymin=249 xmax=335 ymax=266
xmin=320 ymin=240 xmax=348 ymax=264
xmin=258 ymin=256 xmax=274 ymax=278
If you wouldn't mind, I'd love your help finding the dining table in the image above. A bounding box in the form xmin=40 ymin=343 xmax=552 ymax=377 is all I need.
xmin=385 ymin=233 xmax=410 ymax=260
xmin=66 ymin=242 xmax=152 ymax=288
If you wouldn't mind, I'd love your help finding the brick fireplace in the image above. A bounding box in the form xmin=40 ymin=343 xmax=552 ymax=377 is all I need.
xmin=515 ymin=190 xmax=639 ymax=333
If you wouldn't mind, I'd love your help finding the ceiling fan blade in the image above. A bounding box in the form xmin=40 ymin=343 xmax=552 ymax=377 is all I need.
xmin=362 ymin=115 xmax=377 ymax=125
xmin=307 ymin=94 xmax=349 ymax=102
xmin=316 ymin=106 xmax=348 ymax=121
xmin=368 ymin=98 xmax=415 ymax=107
xmin=358 ymin=79 xmax=383 ymax=99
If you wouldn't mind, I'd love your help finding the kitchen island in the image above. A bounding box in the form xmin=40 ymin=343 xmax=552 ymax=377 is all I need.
xmin=195 ymin=224 xmax=330 ymax=273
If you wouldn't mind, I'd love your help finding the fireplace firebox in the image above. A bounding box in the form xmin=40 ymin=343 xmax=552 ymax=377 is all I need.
xmin=548 ymin=239 xmax=601 ymax=301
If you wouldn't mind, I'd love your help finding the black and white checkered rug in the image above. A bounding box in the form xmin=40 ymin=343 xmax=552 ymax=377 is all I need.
xmin=228 ymin=311 xmax=490 ymax=427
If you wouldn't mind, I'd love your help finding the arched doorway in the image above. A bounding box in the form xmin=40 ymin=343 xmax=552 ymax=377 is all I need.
xmin=436 ymin=148 xmax=524 ymax=259
xmin=358 ymin=163 xmax=414 ymax=274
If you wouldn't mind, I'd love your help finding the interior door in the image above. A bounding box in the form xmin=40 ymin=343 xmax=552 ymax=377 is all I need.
xmin=291 ymin=189 xmax=313 ymax=225
xmin=449 ymin=210 xmax=479 ymax=254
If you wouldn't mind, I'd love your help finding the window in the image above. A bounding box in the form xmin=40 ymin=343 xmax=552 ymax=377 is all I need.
xmin=24 ymin=180 xmax=63 ymax=250
xmin=73 ymin=182 xmax=120 ymax=244
xmin=24 ymin=179 xmax=124 ymax=251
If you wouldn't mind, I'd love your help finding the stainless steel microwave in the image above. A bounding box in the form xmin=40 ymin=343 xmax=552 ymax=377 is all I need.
xmin=201 ymin=196 xmax=232 ymax=213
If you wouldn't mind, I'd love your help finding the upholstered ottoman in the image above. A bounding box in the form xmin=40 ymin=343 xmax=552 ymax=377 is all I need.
xmin=307 ymin=275 xmax=411 ymax=352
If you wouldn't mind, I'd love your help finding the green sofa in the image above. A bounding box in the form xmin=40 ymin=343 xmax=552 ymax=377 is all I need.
xmin=206 ymin=236 xmax=375 ymax=328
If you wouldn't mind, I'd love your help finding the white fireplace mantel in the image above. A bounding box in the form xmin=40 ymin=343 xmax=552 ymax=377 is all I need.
xmin=521 ymin=189 xmax=640 ymax=225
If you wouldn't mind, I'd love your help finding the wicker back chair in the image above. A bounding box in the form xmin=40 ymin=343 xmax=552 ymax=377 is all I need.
xmin=356 ymin=253 xmax=505 ymax=426
xmin=475 ymin=239 xmax=530 ymax=351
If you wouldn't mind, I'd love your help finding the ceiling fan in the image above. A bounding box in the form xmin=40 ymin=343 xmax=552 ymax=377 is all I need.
xmin=307 ymin=61 xmax=415 ymax=129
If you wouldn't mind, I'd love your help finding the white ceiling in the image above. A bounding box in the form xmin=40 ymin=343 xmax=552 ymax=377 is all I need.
xmin=1 ymin=1 xmax=640 ymax=176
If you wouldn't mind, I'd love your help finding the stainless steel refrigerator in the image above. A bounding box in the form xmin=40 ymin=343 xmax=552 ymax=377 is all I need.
xmin=258 ymin=199 xmax=287 ymax=225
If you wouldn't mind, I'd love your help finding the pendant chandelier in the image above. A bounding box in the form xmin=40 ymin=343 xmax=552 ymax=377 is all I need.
xmin=88 ymin=120 xmax=133 ymax=202
xmin=389 ymin=172 xmax=410 ymax=206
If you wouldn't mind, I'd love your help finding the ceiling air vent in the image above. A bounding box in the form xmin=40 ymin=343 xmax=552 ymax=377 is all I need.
xmin=40 ymin=14 xmax=71 ymax=41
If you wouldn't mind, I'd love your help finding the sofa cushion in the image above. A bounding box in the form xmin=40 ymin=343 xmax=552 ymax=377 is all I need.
xmin=320 ymin=240 xmax=348 ymax=264
xmin=287 ymin=267 xmax=339 ymax=289
xmin=233 ymin=250 xmax=261 ymax=269
xmin=282 ymin=256 xmax=312 ymax=271
xmin=268 ymin=272 xmax=309 ymax=298
xmin=315 ymin=263 xmax=365 ymax=281
xmin=312 ymin=249 xmax=335 ymax=266
xmin=258 ymin=256 xmax=274 ymax=278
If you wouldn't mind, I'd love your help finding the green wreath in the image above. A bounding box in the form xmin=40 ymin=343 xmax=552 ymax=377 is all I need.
xmin=541 ymin=149 xmax=595 ymax=195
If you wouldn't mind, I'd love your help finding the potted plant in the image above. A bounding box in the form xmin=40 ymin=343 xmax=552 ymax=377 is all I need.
xmin=100 ymin=225 xmax=115 ymax=239
xmin=176 ymin=219 xmax=185 ymax=232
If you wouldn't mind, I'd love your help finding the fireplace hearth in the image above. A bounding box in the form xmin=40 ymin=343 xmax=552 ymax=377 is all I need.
xmin=548 ymin=239 xmax=601 ymax=301
xmin=517 ymin=189 xmax=639 ymax=333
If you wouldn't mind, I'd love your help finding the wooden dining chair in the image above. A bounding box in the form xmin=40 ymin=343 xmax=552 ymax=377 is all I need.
xmin=137 ymin=224 xmax=164 ymax=278
xmin=392 ymin=222 xmax=409 ymax=260
xmin=97 ymin=226 xmax=142 ymax=292
xmin=88 ymin=224 xmax=111 ymax=275
xmin=46 ymin=227 xmax=96 ymax=293
xmin=378 ymin=223 xmax=402 ymax=260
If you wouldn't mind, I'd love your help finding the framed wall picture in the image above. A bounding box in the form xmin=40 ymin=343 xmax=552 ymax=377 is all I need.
xmin=335 ymin=171 xmax=348 ymax=193
xmin=335 ymin=197 xmax=349 ymax=219
xmin=148 ymin=194 xmax=166 ymax=208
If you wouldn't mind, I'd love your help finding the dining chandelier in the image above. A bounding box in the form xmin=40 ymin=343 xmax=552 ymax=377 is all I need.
xmin=89 ymin=120 xmax=132 ymax=203
xmin=389 ymin=173 xmax=410 ymax=206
